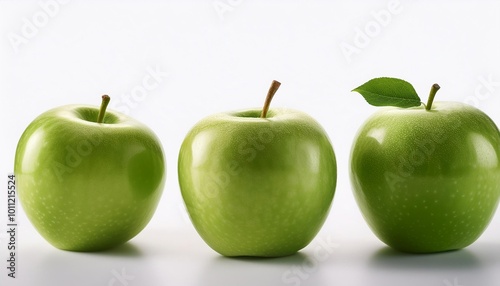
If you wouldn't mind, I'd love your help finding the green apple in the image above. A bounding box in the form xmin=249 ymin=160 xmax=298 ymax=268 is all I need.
xmin=350 ymin=79 xmax=500 ymax=253
xmin=15 ymin=95 xmax=165 ymax=251
xmin=178 ymin=81 xmax=337 ymax=257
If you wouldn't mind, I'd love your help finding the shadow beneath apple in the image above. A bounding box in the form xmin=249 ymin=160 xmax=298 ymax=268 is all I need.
xmin=227 ymin=251 xmax=310 ymax=264
xmin=466 ymin=241 xmax=500 ymax=265
xmin=361 ymin=245 xmax=494 ymax=286
xmin=197 ymin=251 xmax=329 ymax=286
xmin=368 ymin=246 xmax=482 ymax=270
xmin=53 ymin=241 xmax=143 ymax=257
xmin=95 ymin=241 xmax=143 ymax=257
xmin=19 ymin=242 xmax=158 ymax=286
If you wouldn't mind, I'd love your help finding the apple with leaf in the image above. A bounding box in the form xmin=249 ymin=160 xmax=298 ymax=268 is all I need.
xmin=350 ymin=77 xmax=500 ymax=253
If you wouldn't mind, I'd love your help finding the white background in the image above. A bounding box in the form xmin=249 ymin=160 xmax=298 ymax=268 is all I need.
xmin=1 ymin=0 xmax=500 ymax=285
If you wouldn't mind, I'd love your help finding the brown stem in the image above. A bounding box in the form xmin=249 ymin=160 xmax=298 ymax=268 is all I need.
xmin=260 ymin=80 xmax=281 ymax=118
xmin=97 ymin=95 xmax=111 ymax=123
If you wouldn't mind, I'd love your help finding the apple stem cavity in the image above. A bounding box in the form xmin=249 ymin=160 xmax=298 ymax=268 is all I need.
xmin=425 ymin=84 xmax=440 ymax=111
xmin=97 ymin=95 xmax=111 ymax=123
xmin=260 ymin=80 xmax=281 ymax=119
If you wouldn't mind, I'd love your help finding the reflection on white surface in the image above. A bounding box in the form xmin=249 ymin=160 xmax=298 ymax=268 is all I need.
xmin=6 ymin=228 xmax=500 ymax=286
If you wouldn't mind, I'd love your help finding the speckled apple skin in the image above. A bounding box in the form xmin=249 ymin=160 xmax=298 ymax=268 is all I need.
xmin=15 ymin=105 xmax=165 ymax=251
xmin=350 ymin=102 xmax=500 ymax=253
xmin=179 ymin=108 xmax=337 ymax=257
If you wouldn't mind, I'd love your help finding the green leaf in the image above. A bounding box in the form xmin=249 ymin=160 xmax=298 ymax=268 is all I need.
xmin=352 ymin=77 xmax=422 ymax=108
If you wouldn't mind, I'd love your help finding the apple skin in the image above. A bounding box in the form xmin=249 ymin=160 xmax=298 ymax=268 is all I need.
xmin=15 ymin=105 xmax=165 ymax=251
xmin=178 ymin=108 xmax=336 ymax=257
xmin=350 ymin=101 xmax=500 ymax=253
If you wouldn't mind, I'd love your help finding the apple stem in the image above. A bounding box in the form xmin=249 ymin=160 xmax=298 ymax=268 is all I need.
xmin=97 ymin=95 xmax=111 ymax=123
xmin=260 ymin=80 xmax=281 ymax=118
xmin=425 ymin=84 xmax=440 ymax=111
